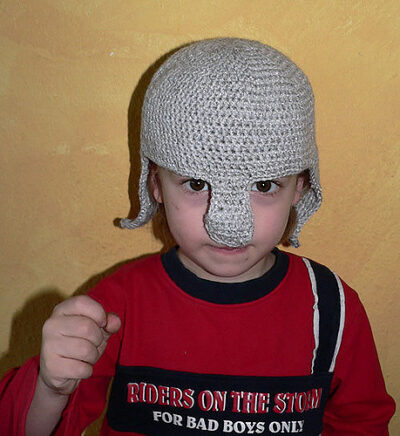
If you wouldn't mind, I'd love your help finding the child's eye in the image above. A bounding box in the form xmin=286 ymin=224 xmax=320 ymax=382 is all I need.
xmin=184 ymin=179 xmax=209 ymax=192
xmin=251 ymin=180 xmax=280 ymax=194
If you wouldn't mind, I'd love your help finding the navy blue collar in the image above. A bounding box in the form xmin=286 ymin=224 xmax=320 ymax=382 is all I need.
xmin=161 ymin=247 xmax=288 ymax=304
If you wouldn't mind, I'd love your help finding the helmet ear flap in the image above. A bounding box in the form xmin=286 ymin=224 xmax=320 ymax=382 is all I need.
xmin=120 ymin=156 xmax=159 ymax=229
xmin=289 ymin=167 xmax=322 ymax=247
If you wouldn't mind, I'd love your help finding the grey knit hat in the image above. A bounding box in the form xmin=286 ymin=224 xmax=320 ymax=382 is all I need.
xmin=121 ymin=38 xmax=321 ymax=248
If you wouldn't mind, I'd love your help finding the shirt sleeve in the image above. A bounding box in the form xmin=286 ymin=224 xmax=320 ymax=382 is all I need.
xmin=0 ymin=356 xmax=40 ymax=435
xmin=323 ymin=286 xmax=396 ymax=435
xmin=0 ymin=268 xmax=127 ymax=435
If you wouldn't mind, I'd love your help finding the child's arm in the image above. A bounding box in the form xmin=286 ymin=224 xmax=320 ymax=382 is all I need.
xmin=323 ymin=289 xmax=395 ymax=434
xmin=25 ymin=295 xmax=121 ymax=436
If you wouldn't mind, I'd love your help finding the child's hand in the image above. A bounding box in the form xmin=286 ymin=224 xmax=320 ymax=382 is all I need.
xmin=39 ymin=295 xmax=121 ymax=396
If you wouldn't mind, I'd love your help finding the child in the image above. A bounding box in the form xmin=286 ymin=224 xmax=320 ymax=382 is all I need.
xmin=0 ymin=38 xmax=395 ymax=435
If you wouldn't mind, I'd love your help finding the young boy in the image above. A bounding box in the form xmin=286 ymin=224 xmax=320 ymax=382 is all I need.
xmin=0 ymin=38 xmax=395 ymax=435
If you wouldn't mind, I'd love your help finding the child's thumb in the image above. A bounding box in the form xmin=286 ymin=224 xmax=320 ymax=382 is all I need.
xmin=104 ymin=312 xmax=121 ymax=336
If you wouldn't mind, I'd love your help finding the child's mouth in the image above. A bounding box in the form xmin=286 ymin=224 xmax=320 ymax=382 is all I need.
xmin=210 ymin=245 xmax=249 ymax=254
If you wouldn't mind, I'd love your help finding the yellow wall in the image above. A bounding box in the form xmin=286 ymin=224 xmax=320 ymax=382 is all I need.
xmin=1 ymin=1 xmax=398 ymax=433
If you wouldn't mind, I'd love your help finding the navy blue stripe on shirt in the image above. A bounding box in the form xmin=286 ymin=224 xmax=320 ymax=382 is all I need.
xmin=161 ymin=246 xmax=289 ymax=304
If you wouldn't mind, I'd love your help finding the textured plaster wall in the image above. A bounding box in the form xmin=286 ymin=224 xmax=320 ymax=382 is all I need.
xmin=1 ymin=1 xmax=399 ymax=433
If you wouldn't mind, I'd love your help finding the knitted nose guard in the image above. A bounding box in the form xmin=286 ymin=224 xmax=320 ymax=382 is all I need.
xmin=205 ymin=184 xmax=253 ymax=247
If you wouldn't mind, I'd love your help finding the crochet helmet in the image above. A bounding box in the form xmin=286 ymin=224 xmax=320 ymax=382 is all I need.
xmin=120 ymin=38 xmax=322 ymax=248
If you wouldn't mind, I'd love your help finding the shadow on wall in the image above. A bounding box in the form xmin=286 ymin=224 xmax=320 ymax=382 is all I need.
xmin=0 ymin=42 xmax=188 ymax=377
xmin=0 ymin=290 xmax=64 ymax=376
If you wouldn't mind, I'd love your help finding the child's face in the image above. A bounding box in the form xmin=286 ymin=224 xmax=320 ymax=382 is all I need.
xmin=150 ymin=166 xmax=304 ymax=283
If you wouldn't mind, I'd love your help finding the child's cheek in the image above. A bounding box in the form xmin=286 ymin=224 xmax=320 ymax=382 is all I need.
xmin=252 ymin=198 xmax=292 ymax=231
xmin=165 ymin=196 xmax=207 ymax=224
xmin=250 ymin=194 xmax=277 ymax=208
xmin=181 ymin=193 xmax=209 ymax=212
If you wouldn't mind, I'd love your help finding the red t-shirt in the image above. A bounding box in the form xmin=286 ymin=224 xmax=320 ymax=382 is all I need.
xmin=0 ymin=249 xmax=395 ymax=435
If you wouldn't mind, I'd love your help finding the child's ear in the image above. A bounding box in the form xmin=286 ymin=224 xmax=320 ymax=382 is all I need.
xmin=148 ymin=164 xmax=163 ymax=204
xmin=292 ymin=175 xmax=305 ymax=206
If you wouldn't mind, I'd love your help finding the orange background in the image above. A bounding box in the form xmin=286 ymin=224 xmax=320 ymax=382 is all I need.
xmin=1 ymin=1 xmax=399 ymax=433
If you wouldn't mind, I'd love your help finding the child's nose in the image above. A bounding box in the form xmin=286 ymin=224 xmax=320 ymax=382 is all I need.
xmin=204 ymin=190 xmax=254 ymax=247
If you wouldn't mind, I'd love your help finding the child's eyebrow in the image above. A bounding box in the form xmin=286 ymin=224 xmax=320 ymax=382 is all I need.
xmin=255 ymin=175 xmax=293 ymax=181
xmin=160 ymin=168 xmax=183 ymax=178
xmin=173 ymin=172 xmax=203 ymax=180
xmin=171 ymin=172 xmax=191 ymax=179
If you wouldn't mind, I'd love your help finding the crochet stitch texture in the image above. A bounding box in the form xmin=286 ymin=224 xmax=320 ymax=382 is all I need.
xmin=121 ymin=38 xmax=322 ymax=247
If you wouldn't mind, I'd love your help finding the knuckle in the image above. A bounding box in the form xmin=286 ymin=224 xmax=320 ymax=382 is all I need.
xmin=79 ymin=342 xmax=97 ymax=363
xmin=71 ymin=295 xmax=89 ymax=311
xmin=52 ymin=299 xmax=67 ymax=315
xmin=76 ymin=362 xmax=93 ymax=379
xmin=93 ymin=331 xmax=104 ymax=347
xmin=79 ymin=318 xmax=96 ymax=337
xmin=42 ymin=318 xmax=56 ymax=337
